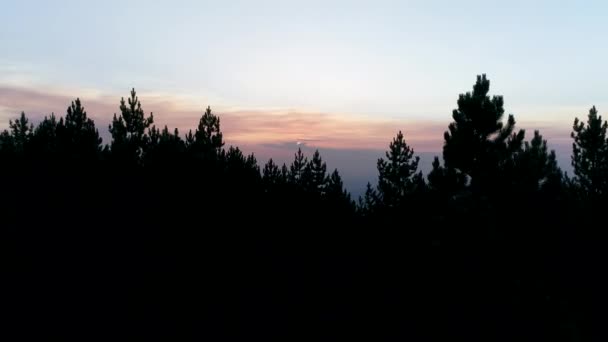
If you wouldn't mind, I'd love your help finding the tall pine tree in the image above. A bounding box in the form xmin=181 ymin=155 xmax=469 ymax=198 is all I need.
xmin=289 ymin=148 xmax=308 ymax=186
xmin=440 ymin=74 xmax=525 ymax=196
xmin=58 ymin=98 xmax=102 ymax=160
xmin=109 ymin=88 xmax=154 ymax=165
xmin=376 ymin=131 xmax=422 ymax=208
xmin=303 ymin=150 xmax=328 ymax=194
xmin=9 ymin=112 xmax=33 ymax=155
xmin=571 ymin=106 xmax=608 ymax=199
xmin=188 ymin=106 xmax=224 ymax=164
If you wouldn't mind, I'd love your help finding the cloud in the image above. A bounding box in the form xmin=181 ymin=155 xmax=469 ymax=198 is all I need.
xmin=0 ymin=84 xmax=448 ymax=153
xmin=217 ymin=109 xmax=448 ymax=152
xmin=0 ymin=83 xmax=585 ymax=194
xmin=0 ymin=84 xmax=578 ymax=162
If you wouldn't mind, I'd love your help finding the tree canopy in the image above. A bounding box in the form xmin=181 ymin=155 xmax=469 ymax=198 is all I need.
xmin=3 ymin=77 xmax=604 ymax=341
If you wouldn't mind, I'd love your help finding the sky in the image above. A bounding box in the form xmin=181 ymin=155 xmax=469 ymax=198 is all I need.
xmin=1 ymin=0 xmax=607 ymax=196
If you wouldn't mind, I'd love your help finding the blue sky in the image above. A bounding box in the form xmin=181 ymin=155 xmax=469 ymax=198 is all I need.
xmin=1 ymin=0 xmax=606 ymax=195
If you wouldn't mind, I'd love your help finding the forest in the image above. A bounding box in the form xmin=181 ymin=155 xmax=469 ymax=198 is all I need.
xmin=4 ymin=75 xmax=608 ymax=340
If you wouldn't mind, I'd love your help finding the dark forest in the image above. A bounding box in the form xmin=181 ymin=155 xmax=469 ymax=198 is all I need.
xmin=4 ymin=75 xmax=608 ymax=341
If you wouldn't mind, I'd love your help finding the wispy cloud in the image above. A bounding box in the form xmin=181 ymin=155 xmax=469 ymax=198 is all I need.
xmin=0 ymin=85 xmax=447 ymax=152
xmin=0 ymin=83 xmax=587 ymax=194
xmin=0 ymin=84 xmax=579 ymax=158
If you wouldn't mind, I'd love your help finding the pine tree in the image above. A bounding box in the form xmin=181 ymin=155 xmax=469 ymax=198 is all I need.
xmin=57 ymin=98 xmax=102 ymax=160
xmin=325 ymin=169 xmax=352 ymax=208
xmin=225 ymin=146 xmax=244 ymax=165
xmin=184 ymin=129 xmax=195 ymax=149
xmin=146 ymin=125 xmax=185 ymax=165
xmin=280 ymin=163 xmax=289 ymax=183
xmin=263 ymin=158 xmax=283 ymax=189
xmin=197 ymin=106 xmax=224 ymax=150
xmin=225 ymin=146 xmax=260 ymax=186
xmin=0 ymin=130 xmax=15 ymax=156
xmin=571 ymin=106 xmax=608 ymax=198
xmin=188 ymin=106 xmax=224 ymax=164
xmin=9 ymin=112 xmax=33 ymax=155
xmin=358 ymin=182 xmax=379 ymax=216
xmin=512 ymin=130 xmax=562 ymax=195
xmin=325 ymin=169 xmax=344 ymax=196
xmin=376 ymin=130 xmax=421 ymax=208
xmin=303 ymin=150 xmax=328 ymax=194
xmin=31 ymin=114 xmax=59 ymax=157
xmin=148 ymin=125 xmax=161 ymax=149
xmin=442 ymin=74 xmax=525 ymax=195
xmin=245 ymin=153 xmax=260 ymax=178
xmin=109 ymin=88 xmax=154 ymax=164
xmin=289 ymin=148 xmax=308 ymax=186
xmin=427 ymin=156 xmax=467 ymax=196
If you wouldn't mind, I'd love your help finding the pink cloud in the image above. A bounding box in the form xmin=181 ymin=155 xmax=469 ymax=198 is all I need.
xmin=0 ymin=84 xmax=582 ymax=191
xmin=0 ymin=85 xmax=577 ymax=159
xmin=0 ymin=85 xmax=446 ymax=153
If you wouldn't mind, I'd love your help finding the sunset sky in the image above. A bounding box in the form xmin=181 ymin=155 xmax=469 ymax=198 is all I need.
xmin=1 ymin=0 xmax=607 ymax=195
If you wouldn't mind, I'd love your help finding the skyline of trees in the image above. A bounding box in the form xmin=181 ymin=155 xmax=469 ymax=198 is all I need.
xmin=4 ymin=74 xmax=608 ymax=340
xmin=1 ymin=79 xmax=604 ymax=205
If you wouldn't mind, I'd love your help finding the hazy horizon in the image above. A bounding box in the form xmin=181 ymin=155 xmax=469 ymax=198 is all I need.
xmin=2 ymin=0 xmax=605 ymax=195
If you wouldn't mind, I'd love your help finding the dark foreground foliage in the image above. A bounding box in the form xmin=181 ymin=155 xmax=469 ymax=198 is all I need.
xmin=3 ymin=75 xmax=608 ymax=341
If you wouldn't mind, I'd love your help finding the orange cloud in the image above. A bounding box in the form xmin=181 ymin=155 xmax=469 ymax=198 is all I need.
xmin=217 ymin=110 xmax=446 ymax=152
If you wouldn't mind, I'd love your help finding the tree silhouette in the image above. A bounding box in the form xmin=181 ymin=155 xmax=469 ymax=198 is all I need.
xmin=188 ymin=106 xmax=224 ymax=164
xmin=57 ymin=99 xmax=102 ymax=160
xmin=427 ymin=156 xmax=466 ymax=196
xmin=376 ymin=131 xmax=422 ymax=208
xmin=303 ymin=149 xmax=327 ymax=194
xmin=0 ymin=129 xmax=15 ymax=154
xmin=358 ymin=182 xmax=379 ymax=216
xmin=512 ymin=130 xmax=563 ymax=196
xmin=442 ymin=74 xmax=525 ymax=196
xmin=289 ymin=147 xmax=308 ymax=187
xmin=147 ymin=125 xmax=185 ymax=166
xmin=9 ymin=112 xmax=33 ymax=155
xmin=3 ymin=78 xmax=602 ymax=341
xmin=263 ymin=158 xmax=284 ymax=190
xmin=571 ymin=106 xmax=608 ymax=199
xmin=225 ymin=146 xmax=259 ymax=179
xmin=325 ymin=168 xmax=353 ymax=212
xmin=109 ymin=88 xmax=154 ymax=164
xmin=280 ymin=163 xmax=289 ymax=181
xmin=0 ymin=132 xmax=16 ymax=169
xmin=31 ymin=114 xmax=59 ymax=158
